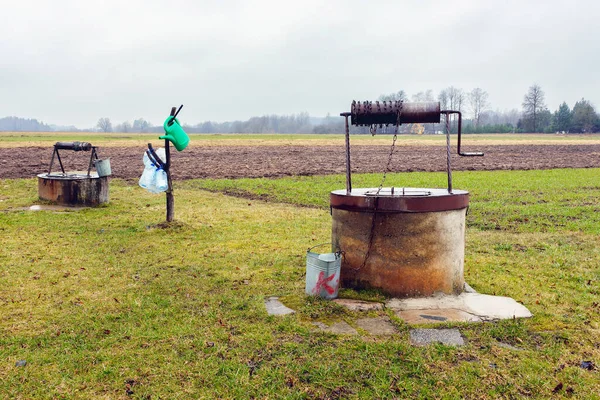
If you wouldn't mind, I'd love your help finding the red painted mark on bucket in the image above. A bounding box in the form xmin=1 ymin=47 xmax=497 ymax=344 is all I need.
xmin=313 ymin=271 xmax=337 ymax=295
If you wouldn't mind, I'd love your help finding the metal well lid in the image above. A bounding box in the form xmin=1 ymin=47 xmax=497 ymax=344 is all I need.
xmin=38 ymin=172 xmax=101 ymax=180
xmin=330 ymin=188 xmax=469 ymax=213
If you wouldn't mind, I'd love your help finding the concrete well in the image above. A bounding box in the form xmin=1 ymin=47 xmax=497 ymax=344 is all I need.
xmin=38 ymin=172 xmax=109 ymax=206
xmin=331 ymin=188 xmax=468 ymax=298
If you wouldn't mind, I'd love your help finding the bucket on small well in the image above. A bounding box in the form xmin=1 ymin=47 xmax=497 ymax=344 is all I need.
xmin=305 ymin=244 xmax=341 ymax=299
xmin=94 ymin=158 xmax=112 ymax=177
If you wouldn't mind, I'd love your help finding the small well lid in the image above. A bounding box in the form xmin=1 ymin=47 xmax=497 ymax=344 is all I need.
xmin=38 ymin=172 xmax=100 ymax=180
xmin=330 ymin=188 xmax=469 ymax=213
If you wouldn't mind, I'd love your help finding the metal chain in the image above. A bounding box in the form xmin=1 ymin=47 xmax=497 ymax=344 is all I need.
xmin=376 ymin=110 xmax=401 ymax=195
xmin=376 ymin=133 xmax=397 ymax=195
xmin=354 ymin=110 xmax=402 ymax=271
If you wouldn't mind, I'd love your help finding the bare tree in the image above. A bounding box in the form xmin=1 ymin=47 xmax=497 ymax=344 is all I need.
xmin=133 ymin=118 xmax=151 ymax=132
xmin=411 ymin=89 xmax=434 ymax=102
xmin=444 ymin=86 xmax=465 ymax=112
xmin=97 ymin=117 xmax=112 ymax=133
xmin=115 ymin=121 xmax=131 ymax=133
xmin=456 ymin=90 xmax=465 ymax=112
xmin=522 ymin=84 xmax=547 ymax=132
xmin=468 ymin=88 xmax=490 ymax=129
xmin=439 ymin=86 xmax=464 ymax=132
xmin=378 ymin=90 xmax=408 ymax=102
xmin=438 ymin=89 xmax=449 ymax=110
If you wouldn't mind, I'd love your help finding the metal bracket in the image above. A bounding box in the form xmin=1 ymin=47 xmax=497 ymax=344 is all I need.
xmin=47 ymin=142 xmax=98 ymax=177
xmin=441 ymin=110 xmax=484 ymax=157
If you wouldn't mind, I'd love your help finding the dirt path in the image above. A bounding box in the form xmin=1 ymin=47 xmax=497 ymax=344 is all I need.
xmin=2 ymin=144 xmax=600 ymax=180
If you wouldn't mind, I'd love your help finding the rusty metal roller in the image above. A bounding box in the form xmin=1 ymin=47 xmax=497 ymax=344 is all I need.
xmin=350 ymin=101 xmax=440 ymax=126
xmin=54 ymin=141 xmax=93 ymax=151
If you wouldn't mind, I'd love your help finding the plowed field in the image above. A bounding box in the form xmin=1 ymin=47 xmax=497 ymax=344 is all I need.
xmin=2 ymin=144 xmax=600 ymax=180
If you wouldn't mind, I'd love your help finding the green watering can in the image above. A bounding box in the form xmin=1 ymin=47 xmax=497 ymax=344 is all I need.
xmin=159 ymin=105 xmax=189 ymax=151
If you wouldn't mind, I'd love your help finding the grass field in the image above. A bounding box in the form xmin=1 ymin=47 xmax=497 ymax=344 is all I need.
xmin=2 ymin=131 xmax=600 ymax=148
xmin=1 ymin=164 xmax=599 ymax=398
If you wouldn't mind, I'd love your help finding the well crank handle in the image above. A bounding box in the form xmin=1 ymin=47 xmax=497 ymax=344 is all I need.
xmin=442 ymin=110 xmax=485 ymax=157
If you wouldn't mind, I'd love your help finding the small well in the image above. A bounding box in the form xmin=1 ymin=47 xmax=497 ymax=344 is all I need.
xmin=37 ymin=142 xmax=110 ymax=206
xmin=38 ymin=172 xmax=109 ymax=206
xmin=333 ymin=100 xmax=483 ymax=298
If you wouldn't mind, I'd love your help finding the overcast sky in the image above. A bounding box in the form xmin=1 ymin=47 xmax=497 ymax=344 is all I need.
xmin=1 ymin=0 xmax=599 ymax=128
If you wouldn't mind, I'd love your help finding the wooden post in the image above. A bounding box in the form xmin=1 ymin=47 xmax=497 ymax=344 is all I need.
xmin=165 ymin=106 xmax=176 ymax=223
xmin=165 ymin=139 xmax=174 ymax=222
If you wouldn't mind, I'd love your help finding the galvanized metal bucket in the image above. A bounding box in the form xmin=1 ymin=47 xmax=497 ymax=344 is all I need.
xmin=94 ymin=158 xmax=111 ymax=177
xmin=305 ymin=244 xmax=341 ymax=299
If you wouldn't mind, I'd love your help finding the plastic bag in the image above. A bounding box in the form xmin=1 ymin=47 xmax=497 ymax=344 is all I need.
xmin=139 ymin=148 xmax=168 ymax=193
xmin=154 ymin=169 xmax=168 ymax=192
xmin=138 ymin=165 xmax=156 ymax=191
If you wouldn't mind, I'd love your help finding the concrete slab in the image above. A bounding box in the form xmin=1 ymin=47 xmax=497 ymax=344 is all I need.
xmin=264 ymin=297 xmax=295 ymax=316
xmin=332 ymin=299 xmax=384 ymax=311
xmin=312 ymin=321 xmax=358 ymax=335
xmin=387 ymin=294 xmax=465 ymax=311
xmin=329 ymin=321 xmax=358 ymax=335
xmin=22 ymin=204 xmax=88 ymax=212
xmin=410 ymin=328 xmax=465 ymax=346
xmin=355 ymin=318 xmax=397 ymax=335
xmin=387 ymin=292 xmax=532 ymax=325
xmin=462 ymin=293 xmax=532 ymax=320
xmin=463 ymin=282 xmax=477 ymax=293
xmin=312 ymin=322 xmax=329 ymax=330
xmin=396 ymin=309 xmax=482 ymax=324
xmin=495 ymin=341 xmax=523 ymax=351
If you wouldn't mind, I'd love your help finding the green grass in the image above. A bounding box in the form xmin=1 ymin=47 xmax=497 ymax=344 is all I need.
xmin=186 ymin=168 xmax=600 ymax=233
xmin=1 ymin=170 xmax=599 ymax=399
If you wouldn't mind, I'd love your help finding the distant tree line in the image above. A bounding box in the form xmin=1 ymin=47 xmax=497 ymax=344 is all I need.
xmin=518 ymin=85 xmax=599 ymax=133
xmin=2 ymin=85 xmax=599 ymax=134
xmin=96 ymin=114 xmax=314 ymax=134
xmin=0 ymin=116 xmax=51 ymax=131
xmin=183 ymin=113 xmax=312 ymax=134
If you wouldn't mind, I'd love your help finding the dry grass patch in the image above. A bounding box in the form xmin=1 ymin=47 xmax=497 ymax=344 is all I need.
xmin=3 ymin=132 xmax=600 ymax=149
